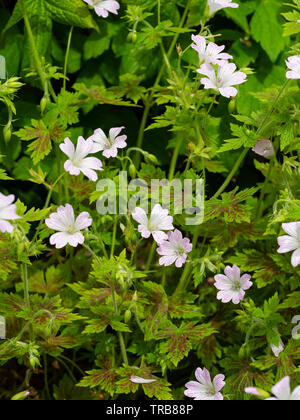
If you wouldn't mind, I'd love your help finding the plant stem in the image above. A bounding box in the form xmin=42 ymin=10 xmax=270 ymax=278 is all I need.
xmin=111 ymin=281 xmax=129 ymax=365
xmin=168 ymin=135 xmax=184 ymax=181
xmin=111 ymin=219 xmax=118 ymax=259
xmin=134 ymin=0 xmax=191 ymax=167
xmin=20 ymin=0 xmax=46 ymax=90
xmin=63 ymin=26 xmax=73 ymax=91
xmin=145 ymin=241 xmax=157 ymax=271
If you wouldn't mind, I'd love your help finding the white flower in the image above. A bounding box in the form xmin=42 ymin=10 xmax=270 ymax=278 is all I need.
xmin=184 ymin=367 xmax=225 ymax=401
xmin=45 ymin=204 xmax=92 ymax=249
xmin=207 ymin=0 xmax=239 ymax=16
xmin=286 ymin=56 xmax=300 ymax=80
xmin=60 ymin=136 xmax=103 ymax=182
xmin=83 ymin=0 xmax=120 ymax=18
xmin=277 ymin=222 xmax=300 ymax=267
xmin=197 ymin=62 xmax=247 ymax=98
xmin=157 ymin=230 xmax=193 ymax=268
xmin=90 ymin=127 xmax=127 ymax=158
xmin=130 ymin=376 xmax=156 ymax=384
xmin=214 ymin=265 xmax=253 ymax=304
xmin=266 ymin=377 xmax=300 ymax=400
xmin=271 ymin=336 xmax=284 ymax=358
xmin=191 ymin=35 xmax=232 ymax=66
xmin=0 ymin=193 xmax=20 ymax=233
xmin=132 ymin=204 xmax=174 ymax=244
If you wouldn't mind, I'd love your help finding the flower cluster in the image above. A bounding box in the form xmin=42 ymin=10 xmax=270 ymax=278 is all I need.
xmin=132 ymin=205 xmax=193 ymax=268
xmin=60 ymin=127 xmax=127 ymax=182
xmin=193 ymin=35 xmax=247 ymax=98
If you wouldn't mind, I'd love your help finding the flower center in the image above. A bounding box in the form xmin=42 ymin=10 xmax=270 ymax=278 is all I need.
xmin=66 ymin=224 xmax=76 ymax=234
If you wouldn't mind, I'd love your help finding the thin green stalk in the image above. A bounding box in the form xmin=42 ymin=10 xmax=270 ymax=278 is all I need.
xmin=145 ymin=241 xmax=157 ymax=271
xmin=111 ymin=281 xmax=129 ymax=365
xmin=168 ymin=136 xmax=184 ymax=181
xmin=20 ymin=0 xmax=46 ymax=90
xmin=255 ymin=155 xmax=275 ymax=218
xmin=63 ymin=26 xmax=74 ymax=91
xmin=82 ymin=243 xmax=101 ymax=263
xmin=134 ymin=0 xmax=191 ymax=166
xmin=43 ymin=354 xmax=51 ymax=400
xmin=111 ymin=219 xmax=118 ymax=259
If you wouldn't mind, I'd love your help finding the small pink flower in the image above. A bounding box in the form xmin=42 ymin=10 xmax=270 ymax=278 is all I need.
xmin=286 ymin=56 xmax=300 ymax=80
xmin=130 ymin=376 xmax=156 ymax=384
xmin=197 ymin=62 xmax=247 ymax=98
xmin=157 ymin=230 xmax=192 ymax=268
xmin=207 ymin=0 xmax=239 ymax=16
xmin=132 ymin=204 xmax=174 ymax=244
xmin=245 ymin=387 xmax=260 ymax=396
xmin=252 ymin=140 xmax=274 ymax=158
xmin=277 ymin=222 xmax=300 ymax=267
xmin=184 ymin=367 xmax=225 ymax=400
xmin=45 ymin=204 xmax=92 ymax=249
xmin=214 ymin=265 xmax=252 ymax=304
xmin=90 ymin=127 xmax=127 ymax=158
xmin=83 ymin=0 xmax=120 ymax=18
xmin=271 ymin=336 xmax=284 ymax=358
xmin=266 ymin=377 xmax=300 ymax=400
xmin=0 ymin=193 xmax=20 ymax=233
xmin=191 ymin=35 xmax=232 ymax=66
xmin=60 ymin=136 xmax=103 ymax=182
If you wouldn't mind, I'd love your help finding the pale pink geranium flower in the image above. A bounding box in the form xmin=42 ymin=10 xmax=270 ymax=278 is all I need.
xmin=191 ymin=35 xmax=232 ymax=66
xmin=252 ymin=140 xmax=274 ymax=158
xmin=60 ymin=136 xmax=103 ymax=182
xmin=197 ymin=62 xmax=247 ymax=98
xmin=83 ymin=0 xmax=120 ymax=18
xmin=246 ymin=378 xmax=300 ymax=400
xmin=286 ymin=56 xmax=300 ymax=79
xmin=132 ymin=204 xmax=174 ymax=244
xmin=277 ymin=222 xmax=300 ymax=267
xmin=184 ymin=367 xmax=225 ymax=400
xmin=157 ymin=230 xmax=193 ymax=268
xmin=214 ymin=265 xmax=252 ymax=304
xmin=90 ymin=127 xmax=127 ymax=158
xmin=130 ymin=376 xmax=156 ymax=384
xmin=271 ymin=336 xmax=284 ymax=358
xmin=0 ymin=193 xmax=20 ymax=233
xmin=45 ymin=204 xmax=92 ymax=249
xmin=266 ymin=377 xmax=300 ymax=400
xmin=207 ymin=0 xmax=239 ymax=16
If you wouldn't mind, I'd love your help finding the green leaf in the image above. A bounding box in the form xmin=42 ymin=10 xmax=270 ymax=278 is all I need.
xmin=250 ymin=0 xmax=285 ymax=62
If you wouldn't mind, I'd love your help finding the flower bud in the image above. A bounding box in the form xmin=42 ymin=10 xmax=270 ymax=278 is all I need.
xmin=145 ymin=153 xmax=159 ymax=165
xmin=11 ymin=391 xmax=30 ymax=401
xmin=129 ymin=164 xmax=137 ymax=179
xmin=3 ymin=123 xmax=12 ymax=144
xmin=40 ymin=96 xmax=48 ymax=114
xmin=228 ymin=99 xmax=236 ymax=114
xmin=127 ymin=31 xmax=137 ymax=43
xmin=124 ymin=309 xmax=132 ymax=324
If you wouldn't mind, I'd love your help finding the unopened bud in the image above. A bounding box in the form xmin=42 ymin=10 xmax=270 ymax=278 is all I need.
xmin=127 ymin=31 xmax=137 ymax=43
xmin=124 ymin=309 xmax=132 ymax=324
xmin=129 ymin=164 xmax=137 ymax=179
xmin=145 ymin=153 xmax=159 ymax=165
xmin=40 ymin=96 xmax=48 ymax=114
xmin=228 ymin=99 xmax=236 ymax=114
xmin=11 ymin=391 xmax=30 ymax=401
xmin=3 ymin=123 xmax=12 ymax=144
